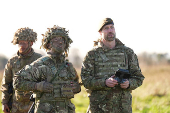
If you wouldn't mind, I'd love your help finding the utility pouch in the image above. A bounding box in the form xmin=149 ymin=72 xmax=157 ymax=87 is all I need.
xmin=15 ymin=90 xmax=31 ymax=102
xmin=61 ymin=85 xmax=74 ymax=98
xmin=53 ymin=88 xmax=61 ymax=98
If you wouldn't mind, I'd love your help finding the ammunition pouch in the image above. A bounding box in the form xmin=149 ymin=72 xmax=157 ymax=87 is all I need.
xmin=53 ymin=81 xmax=74 ymax=99
xmin=34 ymin=83 xmax=74 ymax=99
xmin=15 ymin=90 xmax=32 ymax=102
xmin=61 ymin=84 xmax=74 ymax=98
xmin=53 ymin=85 xmax=74 ymax=99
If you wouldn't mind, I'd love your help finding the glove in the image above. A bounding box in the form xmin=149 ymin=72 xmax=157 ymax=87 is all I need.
xmin=2 ymin=104 xmax=10 ymax=113
xmin=70 ymin=82 xmax=81 ymax=93
xmin=36 ymin=81 xmax=53 ymax=92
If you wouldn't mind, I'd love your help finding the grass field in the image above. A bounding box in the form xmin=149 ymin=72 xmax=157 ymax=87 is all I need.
xmin=0 ymin=65 xmax=170 ymax=113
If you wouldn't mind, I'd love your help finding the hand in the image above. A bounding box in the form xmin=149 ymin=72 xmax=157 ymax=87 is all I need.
xmin=120 ymin=80 xmax=129 ymax=89
xmin=2 ymin=104 xmax=10 ymax=113
xmin=70 ymin=82 xmax=81 ymax=93
xmin=36 ymin=81 xmax=53 ymax=92
xmin=105 ymin=76 xmax=118 ymax=87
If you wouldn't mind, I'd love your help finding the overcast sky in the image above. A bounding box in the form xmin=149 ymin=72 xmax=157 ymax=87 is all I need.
xmin=0 ymin=0 xmax=170 ymax=59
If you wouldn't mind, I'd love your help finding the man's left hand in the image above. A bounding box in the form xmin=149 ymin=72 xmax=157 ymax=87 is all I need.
xmin=120 ymin=80 xmax=129 ymax=89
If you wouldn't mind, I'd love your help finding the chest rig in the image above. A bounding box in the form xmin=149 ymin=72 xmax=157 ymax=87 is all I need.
xmin=94 ymin=46 xmax=129 ymax=79
xmin=35 ymin=56 xmax=76 ymax=101
xmin=12 ymin=53 xmax=40 ymax=102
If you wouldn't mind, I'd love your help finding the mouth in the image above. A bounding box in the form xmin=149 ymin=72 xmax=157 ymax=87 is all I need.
xmin=21 ymin=48 xmax=26 ymax=50
xmin=19 ymin=47 xmax=27 ymax=53
xmin=108 ymin=34 xmax=113 ymax=37
xmin=108 ymin=33 xmax=114 ymax=37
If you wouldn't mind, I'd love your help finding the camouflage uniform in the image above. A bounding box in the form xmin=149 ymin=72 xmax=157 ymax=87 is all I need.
xmin=13 ymin=25 xmax=81 ymax=113
xmin=1 ymin=27 xmax=42 ymax=113
xmin=81 ymin=38 xmax=144 ymax=113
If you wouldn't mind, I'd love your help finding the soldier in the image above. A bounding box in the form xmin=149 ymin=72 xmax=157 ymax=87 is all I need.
xmin=13 ymin=25 xmax=81 ymax=113
xmin=1 ymin=27 xmax=42 ymax=113
xmin=81 ymin=18 xmax=145 ymax=113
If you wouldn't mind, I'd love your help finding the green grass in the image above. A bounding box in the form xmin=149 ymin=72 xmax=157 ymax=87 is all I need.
xmin=132 ymin=94 xmax=170 ymax=113
xmin=71 ymin=86 xmax=89 ymax=113
xmin=131 ymin=65 xmax=170 ymax=113
xmin=0 ymin=65 xmax=170 ymax=113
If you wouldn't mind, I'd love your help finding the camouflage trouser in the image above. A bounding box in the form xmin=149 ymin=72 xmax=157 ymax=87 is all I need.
xmin=34 ymin=99 xmax=75 ymax=113
xmin=11 ymin=100 xmax=33 ymax=113
xmin=87 ymin=90 xmax=132 ymax=113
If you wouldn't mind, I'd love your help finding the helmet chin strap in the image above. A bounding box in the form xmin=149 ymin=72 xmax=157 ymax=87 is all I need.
xmin=20 ymin=42 xmax=32 ymax=55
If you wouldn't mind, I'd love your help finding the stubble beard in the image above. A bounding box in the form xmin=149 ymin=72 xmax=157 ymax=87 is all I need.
xmin=18 ymin=43 xmax=31 ymax=54
xmin=105 ymin=32 xmax=116 ymax=42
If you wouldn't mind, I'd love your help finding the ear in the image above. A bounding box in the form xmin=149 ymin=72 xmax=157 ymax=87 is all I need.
xmin=47 ymin=43 xmax=52 ymax=49
xmin=30 ymin=42 xmax=33 ymax=46
xmin=99 ymin=31 xmax=102 ymax=36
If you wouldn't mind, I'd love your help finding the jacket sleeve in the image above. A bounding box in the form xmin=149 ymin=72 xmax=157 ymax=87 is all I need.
xmin=81 ymin=51 xmax=107 ymax=91
xmin=1 ymin=60 xmax=13 ymax=104
xmin=126 ymin=48 xmax=145 ymax=90
xmin=13 ymin=60 xmax=52 ymax=92
xmin=68 ymin=63 xmax=81 ymax=94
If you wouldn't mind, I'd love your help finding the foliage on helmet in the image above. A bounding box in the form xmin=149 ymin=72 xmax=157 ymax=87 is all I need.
xmin=41 ymin=25 xmax=73 ymax=57
xmin=12 ymin=27 xmax=37 ymax=45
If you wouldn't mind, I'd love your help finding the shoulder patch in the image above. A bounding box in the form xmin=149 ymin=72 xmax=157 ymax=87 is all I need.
xmin=40 ymin=56 xmax=50 ymax=62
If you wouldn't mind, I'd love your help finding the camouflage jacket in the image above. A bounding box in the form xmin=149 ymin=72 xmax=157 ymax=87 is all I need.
xmin=13 ymin=54 xmax=81 ymax=100
xmin=13 ymin=55 xmax=81 ymax=112
xmin=81 ymin=38 xmax=144 ymax=95
xmin=1 ymin=49 xmax=42 ymax=104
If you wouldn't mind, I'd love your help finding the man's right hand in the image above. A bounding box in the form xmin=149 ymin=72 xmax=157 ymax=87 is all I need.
xmin=36 ymin=81 xmax=53 ymax=92
xmin=2 ymin=104 xmax=10 ymax=113
xmin=105 ymin=76 xmax=118 ymax=87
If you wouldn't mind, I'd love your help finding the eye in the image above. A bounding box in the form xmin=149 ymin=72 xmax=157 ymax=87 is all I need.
xmin=104 ymin=27 xmax=109 ymax=30
xmin=111 ymin=26 xmax=114 ymax=29
xmin=61 ymin=38 xmax=65 ymax=42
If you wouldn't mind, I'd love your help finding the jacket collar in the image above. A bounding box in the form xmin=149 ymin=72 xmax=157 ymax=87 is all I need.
xmin=47 ymin=52 xmax=65 ymax=63
xmin=99 ymin=38 xmax=124 ymax=51
xmin=17 ymin=48 xmax=34 ymax=58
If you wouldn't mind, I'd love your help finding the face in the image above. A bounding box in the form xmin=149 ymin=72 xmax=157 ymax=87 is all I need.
xmin=50 ymin=36 xmax=66 ymax=53
xmin=99 ymin=24 xmax=116 ymax=41
xmin=18 ymin=40 xmax=29 ymax=54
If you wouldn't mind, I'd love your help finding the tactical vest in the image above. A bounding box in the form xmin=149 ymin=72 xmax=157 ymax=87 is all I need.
xmin=33 ymin=56 xmax=76 ymax=102
xmin=11 ymin=52 xmax=41 ymax=102
xmin=94 ymin=46 xmax=129 ymax=79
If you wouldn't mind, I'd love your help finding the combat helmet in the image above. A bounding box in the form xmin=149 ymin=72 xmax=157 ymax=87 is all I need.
xmin=41 ymin=25 xmax=73 ymax=56
xmin=11 ymin=27 xmax=37 ymax=45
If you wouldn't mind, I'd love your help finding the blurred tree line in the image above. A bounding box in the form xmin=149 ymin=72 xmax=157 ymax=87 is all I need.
xmin=0 ymin=48 xmax=84 ymax=71
xmin=0 ymin=51 xmax=170 ymax=71
xmin=68 ymin=48 xmax=83 ymax=70
xmin=138 ymin=52 xmax=170 ymax=66
xmin=0 ymin=55 xmax=8 ymax=71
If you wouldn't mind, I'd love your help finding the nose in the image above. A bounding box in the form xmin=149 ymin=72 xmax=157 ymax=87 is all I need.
xmin=108 ymin=28 xmax=113 ymax=32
